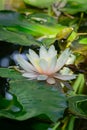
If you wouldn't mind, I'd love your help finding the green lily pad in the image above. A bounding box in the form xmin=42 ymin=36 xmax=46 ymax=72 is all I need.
xmin=0 ymin=28 xmax=40 ymax=46
xmin=0 ymin=93 xmax=25 ymax=118
xmin=0 ymin=11 xmax=69 ymax=39
xmin=61 ymin=0 xmax=87 ymax=14
xmin=0 ymin=68 xmax=67 ymax=122
xmin=9 ymin=79 xmax=67 ymax=122
xmin=68 ymin=95 xmax=87 ymax=118
xmin=0 ymin=67 xmax=24 ymax=80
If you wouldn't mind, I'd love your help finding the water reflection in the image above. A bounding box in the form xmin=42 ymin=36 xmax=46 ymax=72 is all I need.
xmin=0 ymin=41 xmax=29 ymax=67
xmin=0 ymin=41 xmax=38 ymax=68
xmin=11 ymin=105 xmax=21 ymax=112
xmin=5 ymin=92 xmax=13 ymax=100
xmin=0 ymin=57 xmax=9 ymax=67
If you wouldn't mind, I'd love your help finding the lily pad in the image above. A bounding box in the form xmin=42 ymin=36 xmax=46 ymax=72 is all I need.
xmin=0 ymin=28 xmax=40 ymax=46
xmin=68 ymin=95 xmax=87 ymax=118
xmin=61 ymin=0 xmax=87 ymax=14
xmin=0 ymin=67 xmax=24 ymax=80
xmin=9 ymin=79 xmax=67 ymax=122
xmin=0 ymin=68 xmax=67 ymax=122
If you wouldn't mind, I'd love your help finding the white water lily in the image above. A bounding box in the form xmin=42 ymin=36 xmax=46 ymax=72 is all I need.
xmin=16 ymin=45 xmax=76 ymax=84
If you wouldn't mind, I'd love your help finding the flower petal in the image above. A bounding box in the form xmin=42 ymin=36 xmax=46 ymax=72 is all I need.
xmin=47 ymin=56 xmax=57 ymax=74
xmin=27 ymin=49 xmax=40 ymax=71
xmin=55 ymin=48 xmax=71 ymax=72
xmin=29 ymin=49 xmax=39 ymax=59
xmin=54 ymin=73 xmax=76 ymax=80
xmin=39 ymin=59 xmax=48 ymax=73
xmin=26 ymin=54 xmax=42 ymax=73
xmin=48 ymin=45 xmax=57 ymax=57
xmin=40 ymin=46 xmax=48 ymax=59
xmin=47 ymin=77 xmax=56 ymax=84
xmin=16 ymin=54 xmax=35 ymax=72
xmin=22 ymin=72 xmax=38 ymax=79
xmin=37 ymin=75 xmax=48 ymax=80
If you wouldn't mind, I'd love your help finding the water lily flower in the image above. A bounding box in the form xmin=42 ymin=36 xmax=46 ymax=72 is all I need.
xmin=16 ymin=45 xmax=76 ymax=84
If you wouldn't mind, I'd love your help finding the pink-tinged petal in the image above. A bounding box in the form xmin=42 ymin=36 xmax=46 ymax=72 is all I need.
xmin=40 ymin=46 xmax=48 ymax=59
xmin=37 ymin=75 xmax=48 ymax=80
xmin=47 ymin=77 xmax=56 ymax=84
xmin=26 ymin=54 xmax=42 ymax=73
xmin=22 ymin=72 xmax=38 ymax=79
xmin=16 ymin=55 xmax=36 ymax=72
xmin=54 ymin=73 xmax=76 ymax=80
xmin=39 ymin=59 xmax=48 ymax=73
xmin=47 ymin=56 xmax=57 ymax=74
xmin=48 ymin=45 xmax=57 ymax=57
xmin=55 ymin=48 xmax=71 ymax=72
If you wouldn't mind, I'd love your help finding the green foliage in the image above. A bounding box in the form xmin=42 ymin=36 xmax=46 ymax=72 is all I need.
xmin=68 ymin=95 xmax=87 ymax=118
xmin=0 ymin=11 xmax=61 ymax=37
xmin=0 ymin=11 xmax=74 ymax=47
xmin=0 ymin=68 xmax=67 ymax=122
xmin=0 ymin=93 xmax=24 ymax=118
xmin=0 ymin=28 xmax=40 ymax=46
xmin=24 ymin=0 xmax=58 ymax=8
xmin=27 ymin=13 xmax=57 ymax=25
xmin=0 ymin=0 xmax=5 ymax=10
xmin=0 ymin=0 xmax=87 ymax=129
xmin=61 ymin=0 xmax=87 ymax=14
xmin=79 ymin=38 xmax=87 ymax=45
xmin=0 ymin=68 xmax=24 ymax=80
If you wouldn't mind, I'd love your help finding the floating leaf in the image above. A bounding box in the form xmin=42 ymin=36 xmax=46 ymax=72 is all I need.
xmin=0 ymin=93 xmax=24 ymax=118
xmin=27 ymin=13 xmax=57 ymax=25
xmin=0 ymin=11 xmax=70 ymax=38
xmin=68 ymin=95 xmax=87 ymax=118
xmin=0 ymin=28 xmax=40 ymax=46
xmin=61 ymin=0 xmax=87 ymax=14
xmin=79 ymin=38 xmax=87 ymax=45
xmin=0 ymin=68 xmax=67 ymax=122
xmin=41 ymin=38 xmax=56 ymax=46
xmin=24 ymin=0 xmax=57 ymax=8
xmin=0 ymin=68 xmax=23 ymax=80
xmin=0 ymin=10 xmax=24 ymax=26
xmin=9 ymin=79 xmax=67 ymax=122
